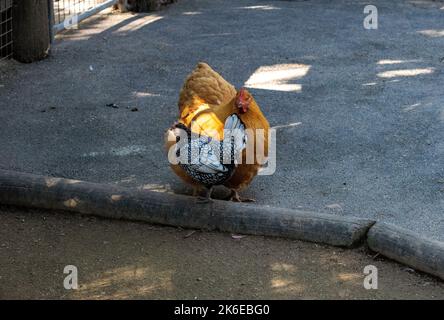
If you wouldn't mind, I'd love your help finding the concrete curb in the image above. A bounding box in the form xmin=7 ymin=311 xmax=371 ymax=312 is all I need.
xmin=367 ymin=223 xmax=444 ymax=280
xmin=0 ymin=169 xmax=373 ymax=247
xmin=0 ymin=169 xmax=443 ymax=280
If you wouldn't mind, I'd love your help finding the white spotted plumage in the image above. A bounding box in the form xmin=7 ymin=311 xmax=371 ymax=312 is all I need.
xmin=175 ymin=114 xmax=247 ymax=187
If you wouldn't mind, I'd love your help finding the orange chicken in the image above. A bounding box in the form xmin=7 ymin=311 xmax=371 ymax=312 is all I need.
xmin=165 ymin=63 xmax=269 ymax=202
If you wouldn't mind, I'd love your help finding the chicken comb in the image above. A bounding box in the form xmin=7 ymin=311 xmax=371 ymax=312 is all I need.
xmin=236 ymin=88 xmax=250 ymax=113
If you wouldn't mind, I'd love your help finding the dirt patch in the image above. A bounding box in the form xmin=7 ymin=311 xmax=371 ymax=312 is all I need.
xmin=0 ymin=205 xmax=442 ymax=299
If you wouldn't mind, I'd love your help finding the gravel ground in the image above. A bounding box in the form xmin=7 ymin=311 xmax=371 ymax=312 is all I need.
xmin=0 ymin=205 xmax=443 ymax=299
xmin=0 ymin=0 xmax=443 ymax=240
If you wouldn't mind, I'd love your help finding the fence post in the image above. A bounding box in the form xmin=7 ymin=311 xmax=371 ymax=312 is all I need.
xmin=12 ymin=0 xmax=50 ymax=63
xmin=48 ymin=0 xmax=55 ymax=44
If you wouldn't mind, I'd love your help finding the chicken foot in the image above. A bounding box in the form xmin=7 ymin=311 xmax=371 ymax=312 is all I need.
xmin=225 ymin=189 xmax=255 ymax=202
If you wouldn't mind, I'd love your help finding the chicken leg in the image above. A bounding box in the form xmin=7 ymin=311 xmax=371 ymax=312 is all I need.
xmin=226 ymin=189 xmax=255 ymax=202
xmin=196 ymin=186 xmax=214 ymax=204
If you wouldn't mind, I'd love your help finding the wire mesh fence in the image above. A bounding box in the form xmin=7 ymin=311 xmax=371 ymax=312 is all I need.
xmin=0 ymin=0 xmax=13 ymax=61
xmin=52 ymin=0 xmax=113 ymax=25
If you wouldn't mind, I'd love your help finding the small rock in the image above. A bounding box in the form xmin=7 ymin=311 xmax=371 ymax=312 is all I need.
xmin=106 ymin=103 xmax=119 ymax=109
xmin=130 ymin=107 xmax=139 ymax=112
xmin=196 ymin=277 xmax=202 ymax=281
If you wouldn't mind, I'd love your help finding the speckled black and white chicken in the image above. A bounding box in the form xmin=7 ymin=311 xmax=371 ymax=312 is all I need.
xmin=170 ymin=114 xmax=247 ymax=202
